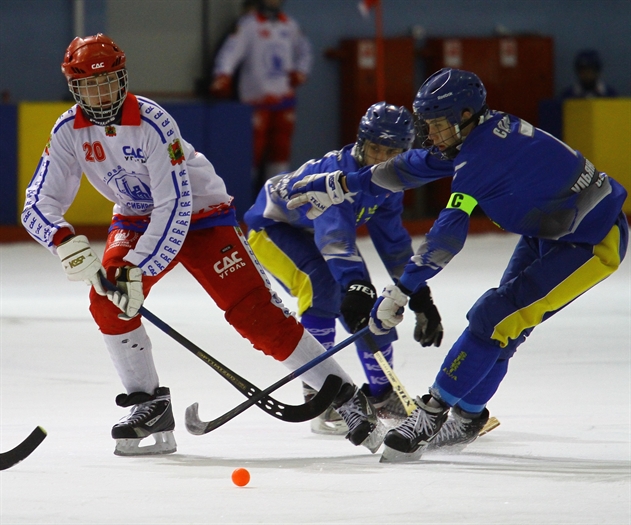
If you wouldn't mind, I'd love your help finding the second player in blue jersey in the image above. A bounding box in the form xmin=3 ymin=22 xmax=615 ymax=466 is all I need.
xmin=245 ymin=102 xmax=441 ymax=435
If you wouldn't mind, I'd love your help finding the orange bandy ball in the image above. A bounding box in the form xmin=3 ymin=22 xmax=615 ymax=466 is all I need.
xmin=231 ymin=468 xmax=250 ymax=487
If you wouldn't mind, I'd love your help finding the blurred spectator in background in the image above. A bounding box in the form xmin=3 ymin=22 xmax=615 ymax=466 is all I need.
xmin=560 ymin=49 xmax=618 ymax=99
xmin=210 ymin=0 xmax=312 ymax=194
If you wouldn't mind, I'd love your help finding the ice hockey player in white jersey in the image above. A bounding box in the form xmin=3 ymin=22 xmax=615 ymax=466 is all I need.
xmin=22 ymin=34 xmax=384 ymax=456
xmin=210 ymin=0 xmax=312 ymax=190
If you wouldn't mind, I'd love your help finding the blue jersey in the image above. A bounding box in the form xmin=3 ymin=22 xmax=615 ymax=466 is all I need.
xmin=244 ymin=144 xmax=413 ymax=287
xmin=346 ymin=111 xmax=628 ymax=293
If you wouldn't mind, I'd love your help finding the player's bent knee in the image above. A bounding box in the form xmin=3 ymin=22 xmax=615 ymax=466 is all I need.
xmin=225 ymin=286 xmax=303 ymax=360
xmin=467 ymin=289 xmax=508 ymax=340
xmin=89 ymin=289 xmax=142 ymax=335
xmin=467 ymin=289 xmax=529 ymax=358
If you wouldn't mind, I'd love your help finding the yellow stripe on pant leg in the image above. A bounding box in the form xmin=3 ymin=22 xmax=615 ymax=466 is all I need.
xmin=491 ymin=226 xmax=622 ymax=347
xmin=247 ymin=230 xmax=314 ymax=316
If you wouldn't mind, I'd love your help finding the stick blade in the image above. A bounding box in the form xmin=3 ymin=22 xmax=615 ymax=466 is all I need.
xmin=184 ymin=403 xmax=209 ymax=436
xmin=276 ymin=374 xmax=343 ymax=422
xmin=478 ymin=416 xmax=500 ymax=436
xmin=186 ymin=374 xmax=344 ymax=435
xmin=0 ymin=426 xmax=47 ymax=470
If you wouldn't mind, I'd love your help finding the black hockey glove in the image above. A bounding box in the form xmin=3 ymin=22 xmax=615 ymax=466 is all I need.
xmin=340 ymin=280 xmax=377 ymax=333
xmin=408 ymin=286 xmax=443 ymax=347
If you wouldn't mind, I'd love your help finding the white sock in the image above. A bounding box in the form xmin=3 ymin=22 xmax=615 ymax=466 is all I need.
xmin=103 ymin=325 xmax=159 ymax=394
xmin=281 ymin=330 xmax=353 ymax=391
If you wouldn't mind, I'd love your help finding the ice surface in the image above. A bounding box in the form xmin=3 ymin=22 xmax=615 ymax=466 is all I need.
xmin=1 ymin=233 xmax=629 ymax=524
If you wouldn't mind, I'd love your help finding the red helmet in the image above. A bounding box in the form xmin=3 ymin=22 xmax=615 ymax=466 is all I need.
xmin=61 ymin=34 xmax=125 ymax=80
xmin=61 ymin=34 xmax=128 ymax=124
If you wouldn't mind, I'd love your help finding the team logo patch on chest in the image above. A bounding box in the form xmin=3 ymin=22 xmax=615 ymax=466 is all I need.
xmin=105 ymin=126 xmax=117 ymax=137
xmin=111 ymin=173 xmax=153 ymax=212
xmin=123 ymin=146 xmax=146 ymax=163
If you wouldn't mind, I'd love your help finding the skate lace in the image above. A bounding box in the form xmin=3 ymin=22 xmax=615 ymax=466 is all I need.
xmin=434 ymin=417 xmax=466 ymax=442
xmin=396 ymin=406 xmax=440 ymax=441
xmin=120 ymin=400 xmax=159 ymax=426
xmin=337 ymin=396 xmax=368 ymax=432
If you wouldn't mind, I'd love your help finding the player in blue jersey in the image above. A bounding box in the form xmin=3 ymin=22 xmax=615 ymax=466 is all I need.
xmin=287 ymin=68 xmax=629 ymax=461
xmin=245 ymin=102 xmax=447 ymax=434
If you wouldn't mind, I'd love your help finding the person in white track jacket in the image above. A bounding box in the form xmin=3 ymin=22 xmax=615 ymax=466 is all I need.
xmin=210 ymin=0 xmax=312 ymax=191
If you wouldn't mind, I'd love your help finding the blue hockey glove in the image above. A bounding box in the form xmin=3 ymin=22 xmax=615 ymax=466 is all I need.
xmin=286 ymin=170 xmax=347 ymax=219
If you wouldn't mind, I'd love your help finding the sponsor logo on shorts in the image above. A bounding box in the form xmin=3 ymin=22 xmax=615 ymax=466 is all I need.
xmin=214 ymin=251 xmax=245 ymax=279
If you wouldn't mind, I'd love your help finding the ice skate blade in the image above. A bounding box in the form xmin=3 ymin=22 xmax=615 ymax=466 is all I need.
xmin=425 ymin=443 xmax=469 ymax=454
xmin=114 ymin=431 xmax=177 ymax=456
xmin=379 ymin=444 xmax=424 ymax=463
xmin=310 ymin=417 xmax=348 ymax=436
xmin=360 ymin=420 xmax=388 ymax=454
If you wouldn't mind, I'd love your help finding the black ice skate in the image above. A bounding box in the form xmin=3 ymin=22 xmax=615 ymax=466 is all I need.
xmin=380 ymin=394 xmax=449 ymax=463
xmin=111 ymin=386 xmax=176 ymax=456
xmin=426 ymin=407 xmax=491 ymax=453
xmin=303 ymin=382 xmax=348 ymax=436
xmin=334 ymin=383 xmax=387 ymax=453
xmin=361 ymin=384 xmax=408 ymax=422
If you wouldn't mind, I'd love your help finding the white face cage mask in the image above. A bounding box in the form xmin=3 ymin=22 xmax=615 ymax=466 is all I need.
xmin=68 ymin=69 xmax=128 ymax=124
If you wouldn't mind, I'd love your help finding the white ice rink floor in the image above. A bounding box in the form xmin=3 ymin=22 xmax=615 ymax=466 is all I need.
xmin=1 ymin=233 xmax=630 ymax=525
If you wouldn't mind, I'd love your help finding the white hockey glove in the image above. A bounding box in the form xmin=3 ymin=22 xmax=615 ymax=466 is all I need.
xmin=107 ymin=266 xmax=144 ymax=320
xmin=368 ymin=285 xmax=409 ymax=335
xmin=286 ymin=170 xmax=347 ymax=219
xmin=56 ymin=235 xmax=107 ymax=296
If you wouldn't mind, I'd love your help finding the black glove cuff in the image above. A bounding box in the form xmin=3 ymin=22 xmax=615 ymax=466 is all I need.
xmin=408 ymin=286 xmax=433 ymax=313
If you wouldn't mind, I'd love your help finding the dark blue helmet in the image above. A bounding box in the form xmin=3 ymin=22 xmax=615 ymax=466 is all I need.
xmin=413 ymin=68 xmax=487 ymax=159
xmin=574 ymin=49 xmax=602 ymax=72
xmin=355 ymin=102 xmax=415 ymax=164
xmin=413 ymin=68 xmax=487 ymax=125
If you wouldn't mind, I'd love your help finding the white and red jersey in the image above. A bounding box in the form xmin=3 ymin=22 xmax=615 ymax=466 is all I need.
xmin=213 ymin=11 xmax=312 ymax=106
xmin=22 ymin=94 xmax=232 ymax=277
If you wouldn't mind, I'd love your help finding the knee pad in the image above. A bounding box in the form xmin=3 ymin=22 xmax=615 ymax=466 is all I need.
xmin=225 ymin=285 xmax=303 ymax=360
xmin=467 ymin=288 xmax=528 ymax=357
xmin=467 ymin=289 xmax=505 ymax=341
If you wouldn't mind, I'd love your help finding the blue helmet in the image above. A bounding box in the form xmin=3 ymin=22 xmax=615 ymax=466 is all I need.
xmin=413 ymin=68 xmax=487 ymax=159
xmin=355 ymin=102 xmax=415 ymax=164
xmin=413 ymin=68 xmax=487 ymax=125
